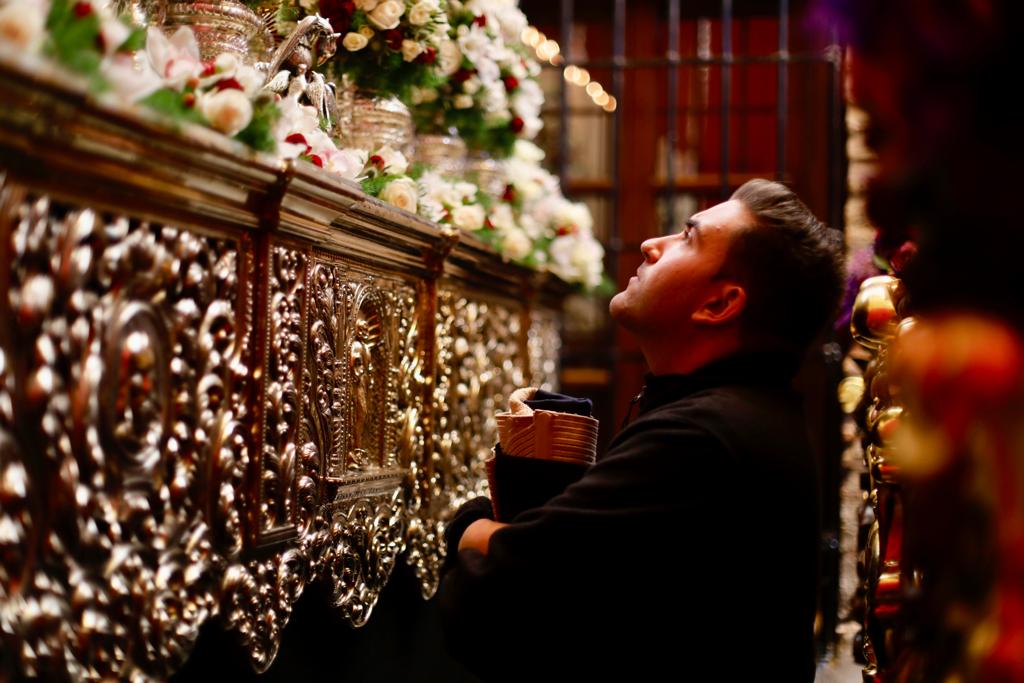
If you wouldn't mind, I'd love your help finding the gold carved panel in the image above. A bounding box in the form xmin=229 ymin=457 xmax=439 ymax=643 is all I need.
xmin=405 ymin=288 xmax=527 ymax=597
xmin=0 ymin=185 xmax=253 ymax=679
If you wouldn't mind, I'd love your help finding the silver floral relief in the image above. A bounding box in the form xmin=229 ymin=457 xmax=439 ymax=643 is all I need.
xmin=260 ymin=245 xmax=307 ymax=534
xmin=428 ymin=288 xmax=526 ymax=568
xmin=224 ymin=243 xmax=311 ymax=674
xmin=528 ymin=308 xmax=562 ymax=392
xmin=302 ymin=262 xmax=415 ymax=624
xmin=0 ymin=191 xmax=250 ymax=681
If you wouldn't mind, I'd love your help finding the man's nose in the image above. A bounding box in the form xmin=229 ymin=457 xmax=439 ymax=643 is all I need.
xmin=640 ymin=236 xmax=663 ymax=262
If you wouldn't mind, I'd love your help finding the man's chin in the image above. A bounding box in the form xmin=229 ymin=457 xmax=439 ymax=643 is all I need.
xmin=608 ymin=292 xmax=632 ymax=325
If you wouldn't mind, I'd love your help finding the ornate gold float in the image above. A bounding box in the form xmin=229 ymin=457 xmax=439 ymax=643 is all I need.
xmin=0 ymin=52 xmax=565 ymax=679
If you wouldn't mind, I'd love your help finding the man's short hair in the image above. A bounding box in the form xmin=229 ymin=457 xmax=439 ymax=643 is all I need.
xmin=727 ymin=179 xmax=845 ymax=354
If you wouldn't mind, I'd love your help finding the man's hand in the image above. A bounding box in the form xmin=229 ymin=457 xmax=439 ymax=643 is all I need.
xmin=458 ymin=518 xmax=509 ymax=555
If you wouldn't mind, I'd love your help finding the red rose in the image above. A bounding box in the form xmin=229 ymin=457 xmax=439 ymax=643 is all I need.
xmin=501 ymin=185 xmax=517 ymax=202
xmin=308 ymin=154 xmax=324 ymax=168
xmin=453 ymin=68 xmax=474 ymax=83
xmin=502 ymin=75 xmax=519 ymax=91
xmin=510 ymin=117 xmax=524 ymax=133
xmin=369 ymin=154 xmax=385 ymax=168
xmin=319 ymin=0 xmax=353 ymax=34
xmin=201 ymin=61 xmax=217 ymax=77
xmin=214 ymin=77 xmax=245 ymax=92
xmin=473 ymin=14 xmax=487 ymax=27
xmin=386 ymin=29 xmax=403 ymax=50
xmin=417 ymin=47 xmax=437 ymax=64
xmin=285 ymin=133 xmax=309 ymax=146
xmin=73 ymin=2 xmax=92 ymax=18
xmin=556 ymin=225 xmax=578 ymax=236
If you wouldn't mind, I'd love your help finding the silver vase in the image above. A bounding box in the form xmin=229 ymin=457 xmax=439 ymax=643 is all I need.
xmin=413 ymin=129 xmax=467 ymax=177
xmin=337 ymin=86 xmax=414 ymax=156
xmin=465 ymin=150 xmax=507 ymax=198
xmin=162 ymin=0 xmax=273 ymax=64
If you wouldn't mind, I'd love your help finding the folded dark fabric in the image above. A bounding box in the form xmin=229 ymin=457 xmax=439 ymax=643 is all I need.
xmin=489 ymin=444 xmax=590 ymax=522
xmin=522 ymin=389 xmax=593 ymax=417
xmin=442 ymin=496 xmax=495 ymax=571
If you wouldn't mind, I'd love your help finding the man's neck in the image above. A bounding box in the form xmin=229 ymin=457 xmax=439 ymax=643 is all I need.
xmin=639 ymin=333 xmax=744 ymax=376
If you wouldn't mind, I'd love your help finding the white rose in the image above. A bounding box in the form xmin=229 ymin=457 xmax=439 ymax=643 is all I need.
xmin=454 ymin=94 xmax=474 ymax=109
xmin=408 ymin=1 xmax=435 ymax=26
xmin=463 ymin=76 xmax=482 ymax=95
xmin=489 ymin=203 xmax=516 ymax=232
xmin=327 ymin=148 xmax=368 ymax=181
xmin=200 ymin=88 xmax=253 ymax=137
xmin=214 ymin=52 xmax=239 ymax=75
xmin=401 ymin=39 xmax=423 ymax=62
xmin=519 ymin=213 xmax=543 ymax=239
xmin=438 ymin=40 xmax=462 ymax=76
xmin=355 ymin=0 xmax=380 ymax=10
xmin=502 ymin=229 xmax=532 ymax=260
xmin=456 ymin=23 xmax=489 ymax=63
xmin=0 ymin=0 xmax=47 ymax=52
xmin=146 ymin=26 xmax=202 ymax=90
xmin=419 ymin=197 xmax=446 ymax=223
xmin=380 ymin=178 xmax=419 ymax=213
xmin=455 ymin=181 xmax=478 ymax=202
xmin=359 ymin=25 xmax=375 ymax=38
xmin=475 ymin=56 xmax=500 ymax=85
xmin=102 ymin=53 xmax=163 ymax=102
xmin=513 ymin=140 xmax=545 ymax=163
xmin=367 ymin=0 xmax=404 ymax=30
xmin=451 ymin=204 xmax=486 ymax=231
xmin=481 ymin=81 xmax=507 ymax=114
xmin=521 ymin=116 xmax=543 ymax=139
xmin=374 ymin=144 xmax=409 ymax=174
xmin=342 ymin=32 xmax=369 ymax=51
xmin=234 ymin=64 xmax=263 ymax=96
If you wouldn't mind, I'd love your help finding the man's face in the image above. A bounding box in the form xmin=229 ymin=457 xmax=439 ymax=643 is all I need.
xmin=609 ymin=199 xmax=751 ymax=333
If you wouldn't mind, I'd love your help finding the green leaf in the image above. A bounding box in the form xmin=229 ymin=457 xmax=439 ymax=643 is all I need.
xmin=235 ymin=99 xmax=281 ymax=153
xmin=361 ymin=172 xmax=402 ymax=197
xmin=276 ymin=4 xmax=299 ymax=26
xmin=117 ymin=25 xmax=147 ymax=53
xmin=46 ymin=0 xmax=73 ymax=32
xmin=408 ymin=162 xmax=428 ymax=180
xmin=139 ymin=88 xmax=208 ymax=125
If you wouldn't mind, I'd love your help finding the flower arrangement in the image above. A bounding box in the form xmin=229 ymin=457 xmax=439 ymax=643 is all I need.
xmin=0 ymin=0 xmax=609 ymax=293
xmin=0 ymin=0 xmax=144 ymax=90
xmin=356 ymin=144 xmax=419 ymax=212
xmin=416 ymin=169 xmax=483 ymax=226
xmin=274 ymin=0 xmax=451 ymax=99
xmin=137 ymin=28 xmax=280 ymax=151
xmin=502 ymin=141 xmax=608 ymax=289
xmin=410 ymin=0 xmax=542 ymax=157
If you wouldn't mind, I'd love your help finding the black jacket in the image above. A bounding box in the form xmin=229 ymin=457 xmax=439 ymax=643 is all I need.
xmin=439 ymin=352 xmax=820 ymax=682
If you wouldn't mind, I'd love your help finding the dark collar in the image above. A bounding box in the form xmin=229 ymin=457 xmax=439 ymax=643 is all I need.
xmin=638 ymin=351 xmax=800 ymax=415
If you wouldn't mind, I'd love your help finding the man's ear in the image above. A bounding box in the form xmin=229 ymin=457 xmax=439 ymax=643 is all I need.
xmin=692 ymin=284 xmax=746 ymax=326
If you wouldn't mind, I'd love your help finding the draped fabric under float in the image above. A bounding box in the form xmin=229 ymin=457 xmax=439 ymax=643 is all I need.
xmin=0 ymin=52 xmax=565 ymax=680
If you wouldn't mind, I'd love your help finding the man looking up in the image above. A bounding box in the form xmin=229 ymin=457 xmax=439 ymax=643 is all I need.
xmin=440 ymin=179 xmax=844 ymax=681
